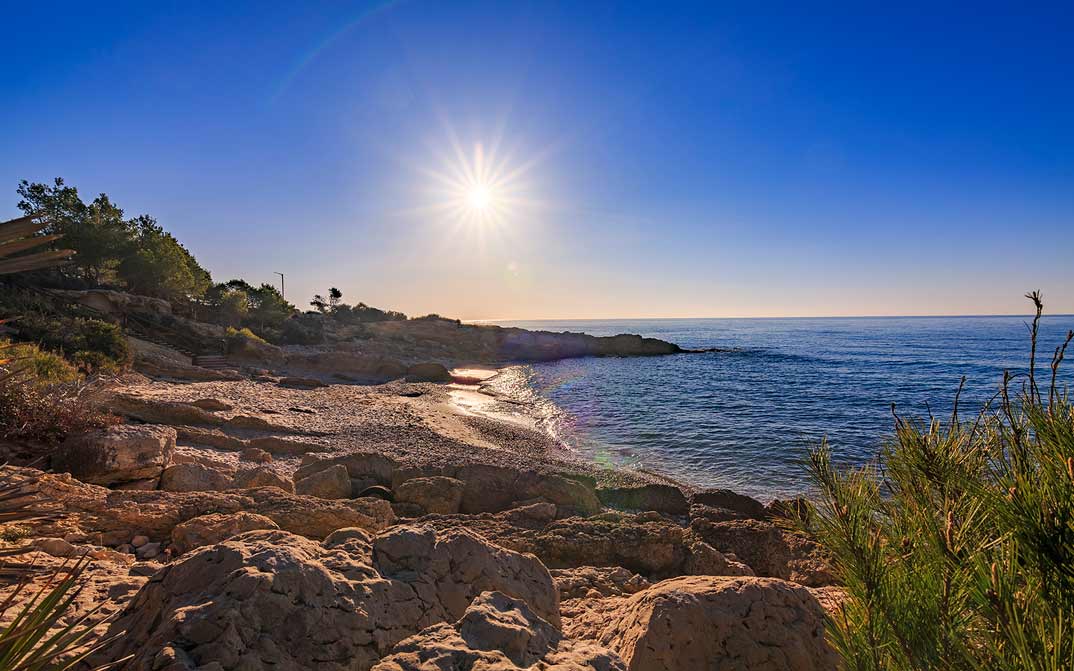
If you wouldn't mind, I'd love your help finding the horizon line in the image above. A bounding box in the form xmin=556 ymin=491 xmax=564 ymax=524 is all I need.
xmin=465 ymin=312 xmax=1074 ymax=323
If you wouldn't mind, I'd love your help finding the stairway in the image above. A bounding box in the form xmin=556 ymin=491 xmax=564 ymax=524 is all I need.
xmin=192 ymin=354 xmax=231 ymax=370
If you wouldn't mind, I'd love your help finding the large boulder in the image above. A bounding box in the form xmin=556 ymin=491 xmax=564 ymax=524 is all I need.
xmin=95 ymin=526 xmax=560 ymax=670
xmin=393 ymin=476 xmax=465 ymax=515
xmin=52 ymin=425 xmax=176 ymax=486
xmin=231 ymin=466 xmax=294 ymax=492
xmin=568 ymin=576 xmax=837 ymax=671
xmin=373 ymin=591 xmax=626 ymax=671
xmin=691 ymin=489 xmax=767 ymax=519
xmin=170 ymin=512 xmax=280 ymax=554
xmin=404 ymin=362 xmax=452 ymax=383
xmin=160 ymin=463 xmax=231 ymax=492
xmin=295 ymin=463 xmax=352 ymax=499
xmin=524 ymin=474 xmax=602 ymax=517
xmin=596 ymin=484 xmax=689 ymax=516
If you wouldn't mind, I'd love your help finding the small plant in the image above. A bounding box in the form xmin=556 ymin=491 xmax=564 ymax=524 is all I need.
xmin=225 ymin=326 xmax=268 ymax=345
xmin=804 ymin=291 xmax=1074 ymax=670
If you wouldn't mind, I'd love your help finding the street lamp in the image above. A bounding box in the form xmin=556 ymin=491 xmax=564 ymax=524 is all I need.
xmin=274 ymin=272 xmax=285 ymax=299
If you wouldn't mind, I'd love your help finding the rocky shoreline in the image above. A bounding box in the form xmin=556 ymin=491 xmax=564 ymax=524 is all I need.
xmin=1 ymin=311 xmax=841 ymax=670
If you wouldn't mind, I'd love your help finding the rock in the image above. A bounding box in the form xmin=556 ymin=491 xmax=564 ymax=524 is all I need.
xmin=176 ymin=427 xmax=247 ymax=451
xmin=52 ymin=425 xmax=176 ymax=486
xmin=374 ymin=591 xmax=626 ymax=671
xmin=287 ymin=351 xmax=407 ymax=384
xmin=238 ymin=447 xmax=272 ymax=464
xmin=170 ymin=449 xmax=236 ymax=475
xmin=95 ymin=526 xmax=559 ymax=670
xmin=31 ymin=537 xmax=78 ymax=557
xmin=295 ymin=452 xmax=398 ymax=486
xmin=107 ymin=394 xmax=224 ymax=426
xmin=691 ymin=489 xmax=767 ymax=520
xmin=159 ymin=463 xmax=232 ymax=492
xmin=551 ymin=567 xmax=652 ymax=600
xmin=416 ymin=510 xmax=739 ymax=580
xmin=568 ymin=576 xmax=837 ymax=671
xmin=404 ymin=362 xmax=452 ymax=383
xmin=231 ymin=466 xmax=294 ymax=492
xmin=112 ymin=477 xmax=160 ymax=491
xmin=131 ymin=535 xmax=149 ymax=548
xmin=170 ymin=512 xmax=280 ymax=554
xmin=689 ymin=517 xmax=835 ymax=586
xmin=394 ymin=476 xmax=465 ymax=515
xmin=277 ymin=376 xmax=326 ymax=389
xmin=245 ymin=436 xmax=327 ymax=455
xmin=130 ymin=562 xmax=164 ymax=577
xmin=524 ymin=474 xmax=602 ymax=517
xmin=6 ymin=465 xmax=394 ymax=545
xmin=294 ymin=463 xmax=351 ymax=499
xmin=135 ymin=542 xmax=162 ymax=561
xmin=596 ymin=484 xmax=688 ymax=516
xmin=189 ymin=398 xmax=232 ymax=412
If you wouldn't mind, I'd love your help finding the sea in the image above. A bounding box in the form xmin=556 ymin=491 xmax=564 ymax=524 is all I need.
xmin=489 ymin=316 xmax=1074 ymax=501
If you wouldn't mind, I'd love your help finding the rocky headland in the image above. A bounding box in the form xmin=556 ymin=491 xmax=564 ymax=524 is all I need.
xmin=1 ymin=290 xmax=840 ymax=670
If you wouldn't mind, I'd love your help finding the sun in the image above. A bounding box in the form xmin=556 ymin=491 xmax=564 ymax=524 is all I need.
xmin=467 ymin=184 xmax=492 ymax=211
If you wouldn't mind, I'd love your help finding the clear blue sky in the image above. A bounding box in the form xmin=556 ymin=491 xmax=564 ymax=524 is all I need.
xmin=2 ymin=1 xmax=1072 ymax=318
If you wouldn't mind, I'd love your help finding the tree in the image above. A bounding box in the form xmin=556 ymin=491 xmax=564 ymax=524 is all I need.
xmin=216 ymin=288 xmax=249 ymax=327
xmin=118 ymin=215 xmax=211 ymax=303
xmin=329 ymin=287 xmax=343 ymax=311
xmin=17 ymin=178 xmax=132 ymax=285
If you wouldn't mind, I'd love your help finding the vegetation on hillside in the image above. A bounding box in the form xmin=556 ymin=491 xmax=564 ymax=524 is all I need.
xmin=803 ymin=292 xmax=1074 ymax=670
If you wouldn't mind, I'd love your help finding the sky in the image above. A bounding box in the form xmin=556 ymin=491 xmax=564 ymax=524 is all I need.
xmin=2 ymin=1 xmax=1072 ymax=319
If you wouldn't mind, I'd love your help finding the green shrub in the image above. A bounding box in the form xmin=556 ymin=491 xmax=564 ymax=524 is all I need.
xmin=0 ymin=340 xmax=79 ymax=384
xmin=804 ymin=292 xmax=1074 ymax=670
xmin=225 ymin=326 xmax=267 ymax=344
xmin=11 ymin=314 xmax=130 ymax=373
xmin=0 ymin=379 xmax=118 ymax=448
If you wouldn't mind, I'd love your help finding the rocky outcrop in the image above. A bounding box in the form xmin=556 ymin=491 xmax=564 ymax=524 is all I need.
xmin=170 ymin=512 xmax=280 ymax=554
xmin=231 ymin=466 xmax=293 ymax=492
xmin=295 ymin=463 xmax=352 ymax=499
xmin=393 ymin=476 xmax=465 ymax=515
xmin=52 ymin=425 xmax=176 ymax=487
xmin=567 ymin=576 xmax=837 ymax=671
xmin=551 ymin=567 xmax=652 ymax=600
xmin=404 ymin=362 xmax=452 ymax=382
xmin=8 ymin=466 xmax=394 ymax=545
xmin=415 ymin=509 xmax=749 ymax=580
xmin=160 ymin=462 xmax=231 ymax=492
xmin=373 ymin=591 xmax=626 ymax=671
xmin=96 ymin=526 xmax=560 ymax=670
xmin=287 ymin=351 xmax=408 ymax=384
xmin=691 ymin=488 xmax=768 ymax=519
xmin=596 ymin=483 xmax=689 ymax=516
xmin=689 ymin=515 xmax=835 ymax=587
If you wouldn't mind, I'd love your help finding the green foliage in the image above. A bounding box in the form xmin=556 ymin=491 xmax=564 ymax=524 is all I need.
xmin=225 ymin=326 xmax=267 ymax=345
xmin=0 ymin=340 xmax=79 ymax=385
xmin=0 ymin=378 xmax=118 ymax=448
xmin=117 ymin=215 xmax=211 ymax=304
xmin=205 ymin=280 xmax=294 ymax=334
xmin=309 ymin=286 xmax=407 ymax=324
xmin=13 ymin=315 xmax=130 ymax=374
xmin=805 ymin=292 xmax=1074 ymax=671
xmin=15 ymin=178 xmax=210 ymax=304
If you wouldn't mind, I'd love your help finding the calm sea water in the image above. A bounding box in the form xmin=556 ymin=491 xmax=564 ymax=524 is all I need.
xmin=491 ymin=316 xmax=1074 ymax=500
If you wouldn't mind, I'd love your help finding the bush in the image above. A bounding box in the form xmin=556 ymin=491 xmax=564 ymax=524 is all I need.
xmin=225 ymin=326 xmax=267 ymax=345
xmin=804 ymin=292 xmax=1074 ymax=670
xmin=0 ymin=379 xmax=118 ymax=448
xmin=0 ymin=340 xmax=79 ymax=384
xmin=11 ymin=314 xmax=130 ymax=373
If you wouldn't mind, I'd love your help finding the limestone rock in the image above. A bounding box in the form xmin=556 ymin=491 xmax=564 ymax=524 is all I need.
xmin=596 ymin=484 xmax=688 ymax=516
xmin=373 ymin=591 xmax=626 ymax=671
xmin=95 ymin=526 xmax=560 ymax=670
xmin=570 ymin=576 xmax=836 ymax=671
xmin=689 ymin=517 xmax=834 ymax=587
xmin=170 ymin=512 xmax=280 ymax=554
xmin=393 ymin=476 xmax=465 ymax=515
xmin=52 ymin=425 xmax=176 ymax=486
xmin=160 ymin=463 xmax=231 ymax=492
xmin=404 ymin=362 xmax=452 ymax=383
xmin=295 ymin=463 xmax=351 ymax=499
xmin=239 ymin=447 xmax=272 ymax=463
xmin=551 ymin=567 xmax=652 ymax=600
xmin=278 ymin=376 xmax=326 ymax=389
xmin=190 ymin=398 xmax=232 ymax=412
xmin=524 ymin=474 xmax=602 ymax=517
xmin=691 ymin=489 xmax=767 ymax=520
xmin=231 ymin=466 xmax=293 ymax=492
xmin=107 ymin=394 xmax=224 ymax=426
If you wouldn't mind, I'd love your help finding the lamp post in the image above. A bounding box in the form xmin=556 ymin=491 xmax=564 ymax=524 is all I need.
xmin=274 ymin=272 xmax=285 ymax=299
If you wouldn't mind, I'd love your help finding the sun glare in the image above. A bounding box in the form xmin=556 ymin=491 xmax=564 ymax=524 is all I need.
xmin=467 ymin=184 xmax=492 ymax=211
